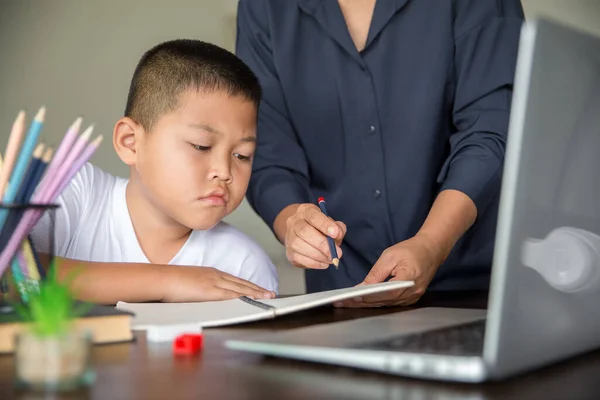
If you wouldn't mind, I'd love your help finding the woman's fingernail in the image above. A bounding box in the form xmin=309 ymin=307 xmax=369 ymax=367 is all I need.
xmin=353 ymin=296 xmax=363 ymax=302
xmin=327 ymin=226 xmax=338 ymax=236
xmin=333 ymin=302 xmax=343 ymax=307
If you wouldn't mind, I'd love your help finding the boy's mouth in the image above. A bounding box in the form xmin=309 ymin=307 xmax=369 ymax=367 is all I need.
xmin=199 ymin=188 xmax=228 ymax=206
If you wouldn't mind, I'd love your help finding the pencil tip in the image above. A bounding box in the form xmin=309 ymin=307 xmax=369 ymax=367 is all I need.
xmin=332 ymin=258 xmax=340 ymax=267
xmin=14 ymin=110 xmax=26 ymax=127
xmin=34 ymin=143 xmax=45 ymax=157
xmin=34 ymin=106 xmax=46 ymax=122
xmin=91 ymin=135 xmax=103 ymax=146
xmin=70 ymin=117 xmax=83 ymax=132
xmin=42 ymin=147 xmax=54 ymax=162
xmin=80 ymin=125 xmax=94 ymax=140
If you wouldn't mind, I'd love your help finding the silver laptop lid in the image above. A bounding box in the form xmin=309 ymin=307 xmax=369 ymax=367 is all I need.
xmin=484 ymin=18 xmax=600 ymax=378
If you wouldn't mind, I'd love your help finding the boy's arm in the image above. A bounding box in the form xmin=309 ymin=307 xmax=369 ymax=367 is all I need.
xmin=52 ymin=256 xmax=275 ymax=305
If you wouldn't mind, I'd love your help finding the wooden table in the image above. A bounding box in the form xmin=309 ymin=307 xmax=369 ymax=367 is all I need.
xmin=1 ymin=291 xmax=600 ymax=399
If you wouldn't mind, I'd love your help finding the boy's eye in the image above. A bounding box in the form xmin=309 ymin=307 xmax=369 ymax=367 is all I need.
xmin=191 ymin=144 xmax=211 ymax=152
xmin=234 ymin=153 xmax=252 ymax=162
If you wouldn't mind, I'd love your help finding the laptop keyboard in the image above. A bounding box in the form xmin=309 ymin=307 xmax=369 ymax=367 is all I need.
xmin=353 ymin=319 xmax=486 ymax=356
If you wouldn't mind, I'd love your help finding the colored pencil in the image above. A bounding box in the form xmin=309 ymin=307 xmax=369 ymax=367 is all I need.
xmin=4 ymin=107 xmax=45 ymax=200
xmin=37 ymin=117 xmax=82 ymax=190
xmin=28 ymin=235 xmax=46 ymax=279
xmin=317 ymin=197 xmax=340 ymax=269
xmin=9 ymin=242 xmax=38 ymax=296
xmin=4 ymin=142 xmax=44 ymax=290
xmin=14 ymin=143 xmax=45 ymax=204
xmin=0 ymin=107 xmax=45 ymax=230
xmin=20 ymin=147 xmax=55 ymax=283
xmin=24 ymin=146 xmax=54 ymax=201
xmin=12 ymin=250 xmax=28 ymax=301
xmin=32 ymin=124 xmax=93 ymax=204
xmin=22 ymin=241 xmax=40 ymax=280
xmin=54 ymin=135 xmax=103 ymax=196
xmin=0 ymin=111 xmax=26 ymax=199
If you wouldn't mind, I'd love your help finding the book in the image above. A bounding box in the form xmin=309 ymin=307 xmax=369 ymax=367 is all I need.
xmin=0 ymin=303 xmax=134 ymax=354
xmin=116 ymin=281 xmax=414 ymax=330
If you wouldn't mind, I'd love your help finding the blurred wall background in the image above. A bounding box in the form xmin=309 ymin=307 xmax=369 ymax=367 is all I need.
xmin=0 ymin=0 xmax=598 ymax=294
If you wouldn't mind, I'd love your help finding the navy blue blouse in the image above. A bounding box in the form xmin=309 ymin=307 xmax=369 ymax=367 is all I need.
xmin=236 ymin=0 xmax=525 ymax=293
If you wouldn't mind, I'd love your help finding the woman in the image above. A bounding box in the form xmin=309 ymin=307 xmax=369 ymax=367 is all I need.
xmin=235 ymin=0 xmax=525 ymax=307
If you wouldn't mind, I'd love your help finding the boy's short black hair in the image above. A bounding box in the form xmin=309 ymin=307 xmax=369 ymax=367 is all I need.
xmin=124 ymin=39 xmax=262 ymax=130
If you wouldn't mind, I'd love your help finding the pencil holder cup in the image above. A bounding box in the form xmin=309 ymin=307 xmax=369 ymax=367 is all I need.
xmin=0 ymin=203 xmax=58 ymax=307
xmin=14 ymin=329 xmax=94 ymax=392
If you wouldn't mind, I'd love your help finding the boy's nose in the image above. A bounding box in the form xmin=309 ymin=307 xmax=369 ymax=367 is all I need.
xmin=211 ymin=170 xmax=233 ymax=183
xmin=210 ymin=158 xmax=233 ymax=183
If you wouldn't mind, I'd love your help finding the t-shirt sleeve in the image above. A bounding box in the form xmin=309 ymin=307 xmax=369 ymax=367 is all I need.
xmin=205 ymin=224 xmax=280 ymax=294
xmin=31 ymin=163 xmax=94 ymax=256
xmin=238 ymin=248 xmax=280 ymax=295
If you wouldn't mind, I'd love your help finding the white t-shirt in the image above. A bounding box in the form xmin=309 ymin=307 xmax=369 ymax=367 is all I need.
xmin=32 ymin=163 xmax=279 ymax=293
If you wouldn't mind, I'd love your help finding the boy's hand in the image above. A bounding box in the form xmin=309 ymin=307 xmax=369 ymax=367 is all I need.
xmin=161 ymin=266 xmax=275 ymax=302
xmin=281 ymin=203 xmax=346 ymax=269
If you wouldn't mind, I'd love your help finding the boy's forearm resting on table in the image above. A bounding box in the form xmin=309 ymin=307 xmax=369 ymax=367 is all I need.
xmin=53 ymin=257 xmax=166 ymax=304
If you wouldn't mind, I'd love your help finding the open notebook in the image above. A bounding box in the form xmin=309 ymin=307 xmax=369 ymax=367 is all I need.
xmin=116 ymin=281 xmax=414 ymax=329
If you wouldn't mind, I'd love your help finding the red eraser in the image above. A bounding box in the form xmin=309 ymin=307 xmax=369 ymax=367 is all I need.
xmin=173 ymin=333 xmax=203 ymax=355
xmin=318 ymin=197 xmax=325 ymax=203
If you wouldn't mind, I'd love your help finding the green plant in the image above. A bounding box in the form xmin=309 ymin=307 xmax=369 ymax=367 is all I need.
xmin=12 ymin=260 xmax=92 ymax=337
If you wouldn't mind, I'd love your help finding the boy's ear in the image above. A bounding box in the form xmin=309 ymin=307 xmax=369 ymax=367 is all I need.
xmin=113 ymin=117 xmax=143 ymax=166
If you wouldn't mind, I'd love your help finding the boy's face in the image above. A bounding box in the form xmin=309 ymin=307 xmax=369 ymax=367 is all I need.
xmin=125 ymin=89 xmax=257 ymax=231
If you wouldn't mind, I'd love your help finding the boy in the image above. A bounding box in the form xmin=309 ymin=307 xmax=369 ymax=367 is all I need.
xmin=32 ymin=39 xmax=279 ymax=304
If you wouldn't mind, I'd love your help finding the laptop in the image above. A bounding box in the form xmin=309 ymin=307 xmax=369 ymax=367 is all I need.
xmin=225 ymin=17 xmax=600 ymax=383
